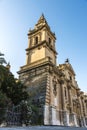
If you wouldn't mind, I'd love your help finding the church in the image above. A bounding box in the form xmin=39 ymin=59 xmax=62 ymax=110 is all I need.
xmin=18 ymin=15 xmax=87 ymax=127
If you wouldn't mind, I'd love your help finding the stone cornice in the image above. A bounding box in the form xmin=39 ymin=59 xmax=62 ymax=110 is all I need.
xmin=28 ymin=25 xmax=56 ymax=40
xmin=17 ymin=57 xmax=53 ymax=74
xmin=26 ymin=40 xmax=57 ymax=55
xmin=58 ymin=63 xmax=75 ymax=76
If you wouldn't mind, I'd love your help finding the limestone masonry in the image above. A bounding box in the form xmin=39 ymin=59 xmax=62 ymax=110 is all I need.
xmin=18 ymin=14 xmax=87 ymax=127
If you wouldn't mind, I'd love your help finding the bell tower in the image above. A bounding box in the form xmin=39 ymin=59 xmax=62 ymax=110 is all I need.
xmin=18 ymin=15 xmax=59 ymax=126
xmin=26 ymin=14 xmax=57 ymax=65
xmin=18 ymin=15 xmax=87 ymax=127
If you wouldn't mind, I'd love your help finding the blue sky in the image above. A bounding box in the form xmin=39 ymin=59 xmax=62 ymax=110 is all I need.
xmin=0 ymin=0 xmax=87 ymax=92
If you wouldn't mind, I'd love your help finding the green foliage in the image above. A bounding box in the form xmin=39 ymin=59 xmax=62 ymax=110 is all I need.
xmin=11 ymin=81 xmax=29 ymax=105
xmin=30 ymin=105 xmax=40 ymax=125
xmin=0 ymin=65 xmax=29 ymax=105
xmin=0 ymin=64 xmax=43 ymax=125
xmin=0 ymin=52 xmax=7 ymax=65
xmin=20 ymin=100 xmax=43 ymax=125
xmin=0 ymin=65 xmax=7 ymax=86
xmin=20 ymin=101 xmax=32 ymax=125
xmin=0 ymin=91 xmax=10 ymax=124
xmin=0 ymin=91 xmax=8 ymax=108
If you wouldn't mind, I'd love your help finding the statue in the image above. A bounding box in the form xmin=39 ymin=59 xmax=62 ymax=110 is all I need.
xmin=65 ymin=58 xmax=69 ymax=63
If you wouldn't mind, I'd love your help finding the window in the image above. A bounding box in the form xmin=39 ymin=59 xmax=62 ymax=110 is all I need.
xmin=68 ymin=72 xmax=72 ymax=81
xmin=70 ymin=76 xmax=72 ymax=81
xmin=49 ymin=38 xmax=51 ymax=44
xmin=35 ymin=36 xmax=38 ymax=44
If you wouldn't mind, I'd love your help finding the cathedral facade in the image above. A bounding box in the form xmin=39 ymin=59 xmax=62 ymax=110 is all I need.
xmin=18 ymin=15 xmax=87 ymax=127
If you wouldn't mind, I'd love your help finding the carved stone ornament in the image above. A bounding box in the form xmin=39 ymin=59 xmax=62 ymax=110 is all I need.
xmin=53 ymin=77 xmax=57 ymax=96
xmin=53 ymin=83 xmax=57 ymax=96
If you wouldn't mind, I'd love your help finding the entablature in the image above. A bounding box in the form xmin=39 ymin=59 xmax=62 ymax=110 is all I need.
xmin=26 ymin=40 xmax=57 ymax=55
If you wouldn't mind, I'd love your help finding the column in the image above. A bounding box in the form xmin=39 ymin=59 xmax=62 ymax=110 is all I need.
xmin=28 ymin=38 xmax=31 ymax=48
xmin=51 ymin=106 xmax=57 ymax=125
xmin=60 ymin=82 xmax=68 ymax=126
xmin=42 ymin=30 xmax=46 ymax=41
xmin=68 ymin=86 xmax=73 ymax=126
xmin=68 ymin=85 xmax=73 ymax=112
xmin=25 ymin=52 xmax=29 ymax=65
xmin=61 ymin=83 xmax=66 ymax=110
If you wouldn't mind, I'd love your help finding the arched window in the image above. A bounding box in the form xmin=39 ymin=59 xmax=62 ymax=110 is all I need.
xmin=49 ymin=38 xmax=51 ymax=44
xmin=70 ymin=76 xmax=72 ymax=81
xmin=35 ymin=36 xmax=38 ymax=45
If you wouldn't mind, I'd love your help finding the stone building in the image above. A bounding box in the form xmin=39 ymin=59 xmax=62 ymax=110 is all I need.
xmin=18 ymin=14 xmax=87 ymax=127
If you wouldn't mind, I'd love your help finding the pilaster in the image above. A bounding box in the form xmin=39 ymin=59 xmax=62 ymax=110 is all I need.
xmin=44 ymin=105 xmax=50 ymax=125
xmin=67 ymin=82 xmax=73 ymax=113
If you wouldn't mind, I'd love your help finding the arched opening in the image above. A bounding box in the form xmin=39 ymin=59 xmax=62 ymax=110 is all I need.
xmin=70 ymin=76 xmax=72 ymax=81
xmin=49 ymin=37 xmax=51 ymax=44
xmin=35 ymin=36 xmax=38 ymax=45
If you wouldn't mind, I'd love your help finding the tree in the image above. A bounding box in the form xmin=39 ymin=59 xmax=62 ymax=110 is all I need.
xmin=20 ymin=100 xmax=42 ymax=125
xmin=10 ymin=81 xmax=29 ymax=105
xmin=0 ymin=91 xmax=10 ymax=124
xmin=0 ymin=65 xmax=28 ymax=105
xmin=0 ymin=53 xmax=29 ymax=125
xmin=0 ymin=52 xmax=7 ymax=65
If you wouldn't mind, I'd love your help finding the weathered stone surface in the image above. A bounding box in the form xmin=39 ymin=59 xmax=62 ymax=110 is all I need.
xmin=18 ymin=15 xmax=87 ymax=127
